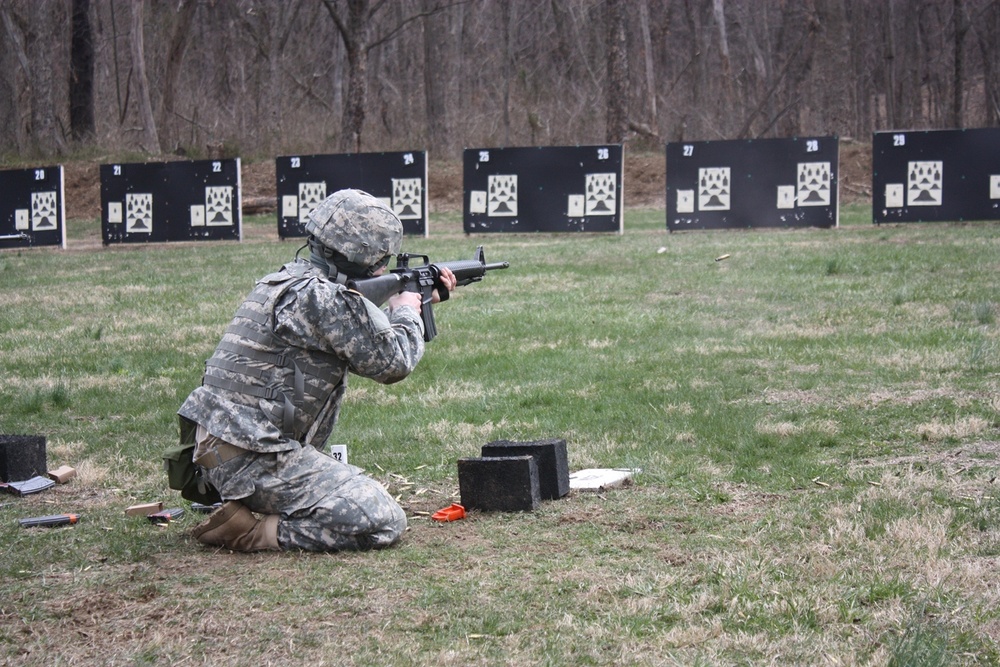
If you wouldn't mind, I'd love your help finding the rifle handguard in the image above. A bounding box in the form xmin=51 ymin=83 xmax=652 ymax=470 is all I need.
xmin=347 ymin=246 xmax=509 ymax=342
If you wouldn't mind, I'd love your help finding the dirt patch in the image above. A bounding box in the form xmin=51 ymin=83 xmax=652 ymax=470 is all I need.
xmin=63 ymin=161 xmax=103 ymax=223
xmin=58 ymin=143 xmax=869 ymax=222
xmin=858 ymin=440 xmax=1000 ymax=472
xmin=427 ymin=159 xmax=464 ymax=213
xmin=838 ymin=138 xmax=872 ymax=202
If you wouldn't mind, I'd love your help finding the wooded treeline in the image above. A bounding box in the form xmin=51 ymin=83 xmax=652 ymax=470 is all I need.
xmin=1 ymin=0 xmax=998 ymax=161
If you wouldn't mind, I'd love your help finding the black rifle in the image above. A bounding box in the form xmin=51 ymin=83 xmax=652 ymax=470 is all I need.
xmin=348 ymin=246 xmax=509 ymax=341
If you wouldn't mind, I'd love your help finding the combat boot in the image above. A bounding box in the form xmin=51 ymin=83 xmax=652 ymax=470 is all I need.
xmin=191 ymin=501 xmax=280 ymax=552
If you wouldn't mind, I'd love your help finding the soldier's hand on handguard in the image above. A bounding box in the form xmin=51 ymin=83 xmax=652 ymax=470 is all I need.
xmin=385 ymin=267 xmax=457 ymax=312
xmin=432 ymin=267 xmax=457 ymax=304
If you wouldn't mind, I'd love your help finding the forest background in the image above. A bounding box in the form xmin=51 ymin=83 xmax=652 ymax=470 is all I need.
xmin=1 ymin=0 xmax=999 ymax=176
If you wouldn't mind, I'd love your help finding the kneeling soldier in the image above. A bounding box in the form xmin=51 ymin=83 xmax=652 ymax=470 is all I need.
xmin=179 ymin=189 xmax=456 ymax=552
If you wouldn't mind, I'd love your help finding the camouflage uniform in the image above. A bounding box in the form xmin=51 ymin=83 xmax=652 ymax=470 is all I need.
xmin=178 ymin=257 xmax=424 ymax=551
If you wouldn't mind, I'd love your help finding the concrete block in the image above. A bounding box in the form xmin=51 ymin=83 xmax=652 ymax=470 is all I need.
xmin=0 ymin=435 xmax=47 ymax=483
xmin=458 ymin=455 xmax=540 ymax=512
xmin=482 ymin=438 xmax=569 ymax=500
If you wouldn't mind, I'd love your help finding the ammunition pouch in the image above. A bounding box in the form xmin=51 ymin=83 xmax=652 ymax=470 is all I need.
xmin=163 ymin=443 xmax=222 ymax=505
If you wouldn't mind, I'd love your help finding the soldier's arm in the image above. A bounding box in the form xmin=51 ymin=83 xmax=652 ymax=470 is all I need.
xmin=274 ymin=280 xmax=425 ymax=384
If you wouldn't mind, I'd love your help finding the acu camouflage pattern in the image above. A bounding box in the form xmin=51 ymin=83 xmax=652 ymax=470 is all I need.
xmin=178 ymin=258 xmax=423 ymax=551
xmin=305 ymin=189 xmax=403 ymax=274
xmin=179 ymin=259 xmax=424 ymax=453
xmin=200 ymin=438 xmax=406 ymax=551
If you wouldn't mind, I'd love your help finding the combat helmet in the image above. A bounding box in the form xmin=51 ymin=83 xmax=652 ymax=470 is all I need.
xmin=304 ymin=189 xmax=402 ymax=280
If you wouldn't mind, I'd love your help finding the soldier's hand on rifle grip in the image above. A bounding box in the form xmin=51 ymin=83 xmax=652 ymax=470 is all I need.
xmin=387 ymin=291 xmax=423 ymax=312
xmin=432 ymin=267 xmax=457 ymax=304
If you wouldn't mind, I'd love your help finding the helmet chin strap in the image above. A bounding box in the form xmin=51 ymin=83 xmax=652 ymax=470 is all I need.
xmin=306 ymin=237 xmax=351 ymax=285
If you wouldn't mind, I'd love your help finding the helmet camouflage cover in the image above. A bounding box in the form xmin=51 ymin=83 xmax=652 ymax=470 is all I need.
xmin=304 ymin=189 xmax=403 ymax=278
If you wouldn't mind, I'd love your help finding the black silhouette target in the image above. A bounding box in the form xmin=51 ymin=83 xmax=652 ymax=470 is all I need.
xmin=873 ymin=128 xmax=1000 ymax=224
xmin=0 ymin=165 xmax=65 ymax=249
xmin=100 ymin=159 xmax=241 ymax=244
xmin=667 ymin=136 xmax=839 ymax=231
xmin=463 ymin=145 xmax=623 ymax=233
xmin=275 ymin=151 xmax=428 ymax=238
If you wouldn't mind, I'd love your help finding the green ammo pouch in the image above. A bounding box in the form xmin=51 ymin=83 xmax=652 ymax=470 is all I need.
xmin=163 ymin=443 xmax=221 ymax=505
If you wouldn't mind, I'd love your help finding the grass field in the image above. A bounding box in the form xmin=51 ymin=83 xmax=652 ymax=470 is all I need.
xmin=1 ymin=204 xmax=998 ymax=665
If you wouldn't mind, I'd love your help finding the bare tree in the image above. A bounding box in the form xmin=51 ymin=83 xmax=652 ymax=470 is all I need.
xmin=1 ymin=0 xmax=67 ymax=155
xmin=971 ymin=0 xmax=1000 ymax=124
xmin=952 ymin=0 xmax=967 ymax=127
xmin=321 ymin=0 xmax=454 ymax=152
xmin=636 ymin=0 xmax=657 ymax=124
xmin=422 ymin=0 xmax=448 ymax=153
xmin=677 ymin=0 xmax=706 ymax=141
xmin=156 ymin=0 xmax=197 ymax=152
xmin=231 ymin=0 xmax=305 ymax=152
xmin=500 ymin=1 xmax=515 ymax=144
xmin=0 ymin=1 xmax=32 ymax=152
xmin=69 ymin=0 xmax=94 ymax=141
xmin=322 ymin=0 xmax=371 ymax=152
xmin=3 ymin=0 xmax=999 ymax=160
xmin=712 ymin=0 xmax=733 ymax=113
xmin=605 ymin=0 xmax=628 ymax=143
xmin=129 ymin=0 xmax=159 ymax=151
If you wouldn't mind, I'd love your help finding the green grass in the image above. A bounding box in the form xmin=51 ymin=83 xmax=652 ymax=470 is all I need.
xmin=1 ymin=203 xmax=998 ymax=665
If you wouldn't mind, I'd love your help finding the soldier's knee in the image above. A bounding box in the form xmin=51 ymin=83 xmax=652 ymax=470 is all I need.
xmin=364 ymin=502 xmax=407 ymax=550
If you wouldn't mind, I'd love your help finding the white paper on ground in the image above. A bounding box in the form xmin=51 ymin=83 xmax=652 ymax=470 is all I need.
xmin=568 ymin=468 xmax=637 ymax=491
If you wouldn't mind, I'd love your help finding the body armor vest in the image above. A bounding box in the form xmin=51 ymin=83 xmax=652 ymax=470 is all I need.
xmin=200 ymin=263 xmax=346 ymax=447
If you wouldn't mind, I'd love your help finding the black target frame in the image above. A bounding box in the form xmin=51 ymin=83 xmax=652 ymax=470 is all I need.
xmin=275 ymin=151 xmax=428 ymax=238
xmin=666 ymin=136 xmax=839 ymax=231
xmin=872 ymin=128 xmax=1000 ymax=224
xmin=100 ymin=158 xmax=242 ymax=245
xmin=0 ymin=165 xmax=66 ymax=250
xmin=462 ymin=145 xmax=624 ymax=234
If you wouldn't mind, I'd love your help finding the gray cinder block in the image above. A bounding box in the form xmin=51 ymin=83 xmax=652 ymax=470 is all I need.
xmin=458 ymin=455 xmax=540 ymax=512
xmin=482 ymin=438 xmax=569 ymax=500
xmin=0 ymin=435 xmax=47 ymax=483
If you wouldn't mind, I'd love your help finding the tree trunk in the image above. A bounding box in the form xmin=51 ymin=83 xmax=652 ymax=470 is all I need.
xmin=129 ymin=0 xmax=159 ymax=152
xmin=156 ymin=0 xmax=197 ymax=152
xmin=712 ymin=0 xmax=734 ymax=117
xmin=973 ymin=2 xmax=999 ymax=125
xmin=501 ymin=1 xmax=513 ymax=145
xmin=605 ymin=0 xmax=628 ymax=144
xmin=0 ymin=3 xmax=31 ymax=152
xmin=638 ymin=0 xmax=657 ymax=123
xmin=324 ymin=0 xmax=370 ymax=153
xmin=884 ymin=0 xmax=898 ymax=127
xmin=234 ymin=0 xmax=303 ymax=153
xmin=22 ymin=1 xmax=67 ymax=155
xmin=679 ymin=0 xmax=702 ymax=140
xmin=422 ymin=0 xmax=451 ymax=155
xmin=952 ymin=0 xmax=965 ymax=128
xmin=69 ymin=0 xmax=95 ymax=141
xmin=549 ymin=0 xmax=573 ymax=78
